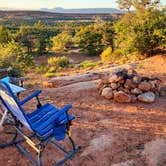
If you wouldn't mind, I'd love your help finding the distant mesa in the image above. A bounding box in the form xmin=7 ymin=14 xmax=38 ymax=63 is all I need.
xmin=40 ymin=7 xmax=124 ymax=14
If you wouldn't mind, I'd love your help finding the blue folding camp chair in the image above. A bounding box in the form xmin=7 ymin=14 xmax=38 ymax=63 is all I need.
xmin=0 ymin=80 xmax=80 ymax=166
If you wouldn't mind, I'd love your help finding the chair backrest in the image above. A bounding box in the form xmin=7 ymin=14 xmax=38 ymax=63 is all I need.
xmin=0 ymin=81 xmax=32 ymax=130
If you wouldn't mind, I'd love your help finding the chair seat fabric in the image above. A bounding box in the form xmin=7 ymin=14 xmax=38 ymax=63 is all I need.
xmin=27 ymin=103 xmax=74 ymax=140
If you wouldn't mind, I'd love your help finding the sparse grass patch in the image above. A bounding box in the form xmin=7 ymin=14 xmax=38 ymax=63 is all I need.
xmin=45 ymin=72 xmax=54 ymax=78
xmin=79 ymin=60 xmax=101 ymax=69
xmin=35 ymin=63 xmax=48 ymax=74
xmin=48 ymin=56 xmax=70 ymax=68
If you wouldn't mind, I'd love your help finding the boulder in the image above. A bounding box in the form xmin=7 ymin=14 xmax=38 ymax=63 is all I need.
xmin=127 ymin=68 xmax=137 ymax=77
xmin=108 ymin=74 xmax=123 ymax=83
xmin=131 ymin=88 xmax=142 ymax=95
xmin=124 ymin=79 xmax=136 ymax=89
xmin=138 ymin=92 xmax=155 ymax=103
xmin=101 ymin=87 xmax=114 ymax=99
xmin=110 ymin=83 xmax=120 ymax=90
xmin=132 ymin=75 xmax=142 ymax=84
xmin=118 ymin=87 xmax=130 ymax=94
xmin=138 ymin=81 xmax=152 ymax=91
xmin=114 ymin=91 xmax=132 ymax=103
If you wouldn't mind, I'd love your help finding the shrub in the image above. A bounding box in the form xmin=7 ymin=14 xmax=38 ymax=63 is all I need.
xmin=47 ymin=66 xmax=56 ymax=73
xmin=51 ymin=32 xmax=73 ymax=51
xmin=48 ymin=56 xmax=70 ymax=68
xmin=114 ymin=9 xmax=166 ymax=55
xmin=100 ymin=47 xmax=123 ymax=63
xmin=35 ymin=64 xmax=48 ymax=74
xmin=79 ymin=61 xmax=101 ymax=69
xmin=45 ymin=72 xmax=54 ymax=78
xmin=0 ymin=40 xmax=33 ymax=76
xmin=100 ymin=47 xmax=112 ymax=63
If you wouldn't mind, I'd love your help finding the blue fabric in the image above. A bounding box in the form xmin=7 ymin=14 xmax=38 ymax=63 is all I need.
xmin=28 ymin=103 xmax=74 ymax=140
xmin=0 ymin=77 xmax=26 ymax=94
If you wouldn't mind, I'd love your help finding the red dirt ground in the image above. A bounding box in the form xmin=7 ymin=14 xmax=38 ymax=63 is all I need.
xmin=0 ymin=55 xmax=166 ymax=166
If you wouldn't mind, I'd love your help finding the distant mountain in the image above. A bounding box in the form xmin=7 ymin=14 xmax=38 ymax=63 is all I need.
xmin=41 ymin=7 xmax=123 ymax=14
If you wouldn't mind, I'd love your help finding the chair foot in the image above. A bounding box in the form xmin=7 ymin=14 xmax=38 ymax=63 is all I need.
xmin=54 ymin=146 xmax=81 ymax=166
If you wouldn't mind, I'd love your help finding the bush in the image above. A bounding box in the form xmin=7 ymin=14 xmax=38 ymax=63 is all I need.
xmin=47 ymin=66 xmax=56 ymax=73
xmin=51 ymin=32 xmax=73 ymax=51
xmin=79 ymin=61 xmax=101 ymax=69
xmin=114 ymin=9 xmax=166 ymax=55
xmin=0 ymin=40 xmax=33 ymax=76
xmin=35 ymin=63 xmax=48 ymax=73
xmin=100 ymin=47 xmax=113 ymax=63
xmin=100 ymin=47 xmax=123 ymax=63
xmin=45 ymin=72 xmax=54 ymax=78
xmin=48 ymin=56 xmax=70 ymax=68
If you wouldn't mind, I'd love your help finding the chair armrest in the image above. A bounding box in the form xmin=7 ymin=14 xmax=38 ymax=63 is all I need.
xmin=19 ymin=90 xmax=41 ymax=105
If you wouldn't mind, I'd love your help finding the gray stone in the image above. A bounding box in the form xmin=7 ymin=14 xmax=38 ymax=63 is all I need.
xmin=138 ymin=92 xmax=155 ymax=103
xmin=101 ymin=87 xmax=114 ymax=99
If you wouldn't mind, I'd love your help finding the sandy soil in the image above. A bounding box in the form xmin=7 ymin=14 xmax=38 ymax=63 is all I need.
xmin=0 ymin=55 xmax=166 ymax=166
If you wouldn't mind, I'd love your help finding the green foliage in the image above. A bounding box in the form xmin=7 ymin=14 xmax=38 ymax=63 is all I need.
xmin=75 ymin=25 xmax=103 ymax=55
xmin=100 ymin=47 xmax=123 ymax=63
xmin=45 ymin=72 xmax=54 ymax=78
xmin=0 ymin=40 xmax=33 ymax=76
xmin=48 ymin=56 xmax=70 ymax=68
xmin=114 ymin=9 xmax=166 ymax=55
xmin=100 ymin=47 xmax=113 ymax=63
xmin=79 ymin=61 xmax=101 ymax=69
xmin=35 ymin=63 xmax=48 ymax=73
xmin=51 ymin=32 xmax=73 ymax=51
xmin=47 ymin=66 xmax=56 ymax=73
xmin=0 ymin=26 xmax=11 ymax=44
xmin=75 ymin=22 xmax=114 ymax=56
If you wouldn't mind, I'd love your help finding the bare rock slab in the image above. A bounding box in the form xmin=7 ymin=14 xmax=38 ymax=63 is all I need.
xmin=138 ymin=92 xmax=155 ymax=103
xmin=111 ymin=160 xmax=135 ymax=166
xmin=143 ymin=139 xmax=166 ymax=166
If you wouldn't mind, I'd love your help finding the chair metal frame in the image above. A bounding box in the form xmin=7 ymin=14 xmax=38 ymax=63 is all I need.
xmin=0 ymin=81 xmax=80 ymax=166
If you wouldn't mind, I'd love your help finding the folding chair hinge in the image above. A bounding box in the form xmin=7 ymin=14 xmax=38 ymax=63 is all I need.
xmin=67 ymin=130 xmax=72 ymax=137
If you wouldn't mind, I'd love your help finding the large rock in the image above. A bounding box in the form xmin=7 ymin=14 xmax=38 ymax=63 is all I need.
xmin=149 ymin=80 xmax=161 ymax=92
xmin=131 ymin=88 xmax=142 ymax=95
xmin=138 ymin=81 xmax=152 ymax=91
xmin=114 ymin=91 xmax=132 ymax=103
xmin=101 ymin=87 xmax=114 ymax=99
xmin=143 ymin=139 xmax=166 ymax=166
xmin=124 ymin=79 xmax=136 ymax=89
xmin=132 ymin=75 xmax=142 ymax=84
xmin=43 ymin=72 xmax=102 ymax=88
xmin=138 ymin=92 xmax=155 ymax=103
xmin=110 ymin=83 xmax=120 ymax=90
xmin=108 ymin=74 xmax=123 ymax=83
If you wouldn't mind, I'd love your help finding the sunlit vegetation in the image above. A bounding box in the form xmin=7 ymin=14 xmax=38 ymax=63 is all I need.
xmin=0 ymin=0 xmax=165 ymax=77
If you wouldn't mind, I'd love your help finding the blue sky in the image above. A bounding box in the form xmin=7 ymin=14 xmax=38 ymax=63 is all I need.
xmin=0 ymin=0 xmax=166 ymax=10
